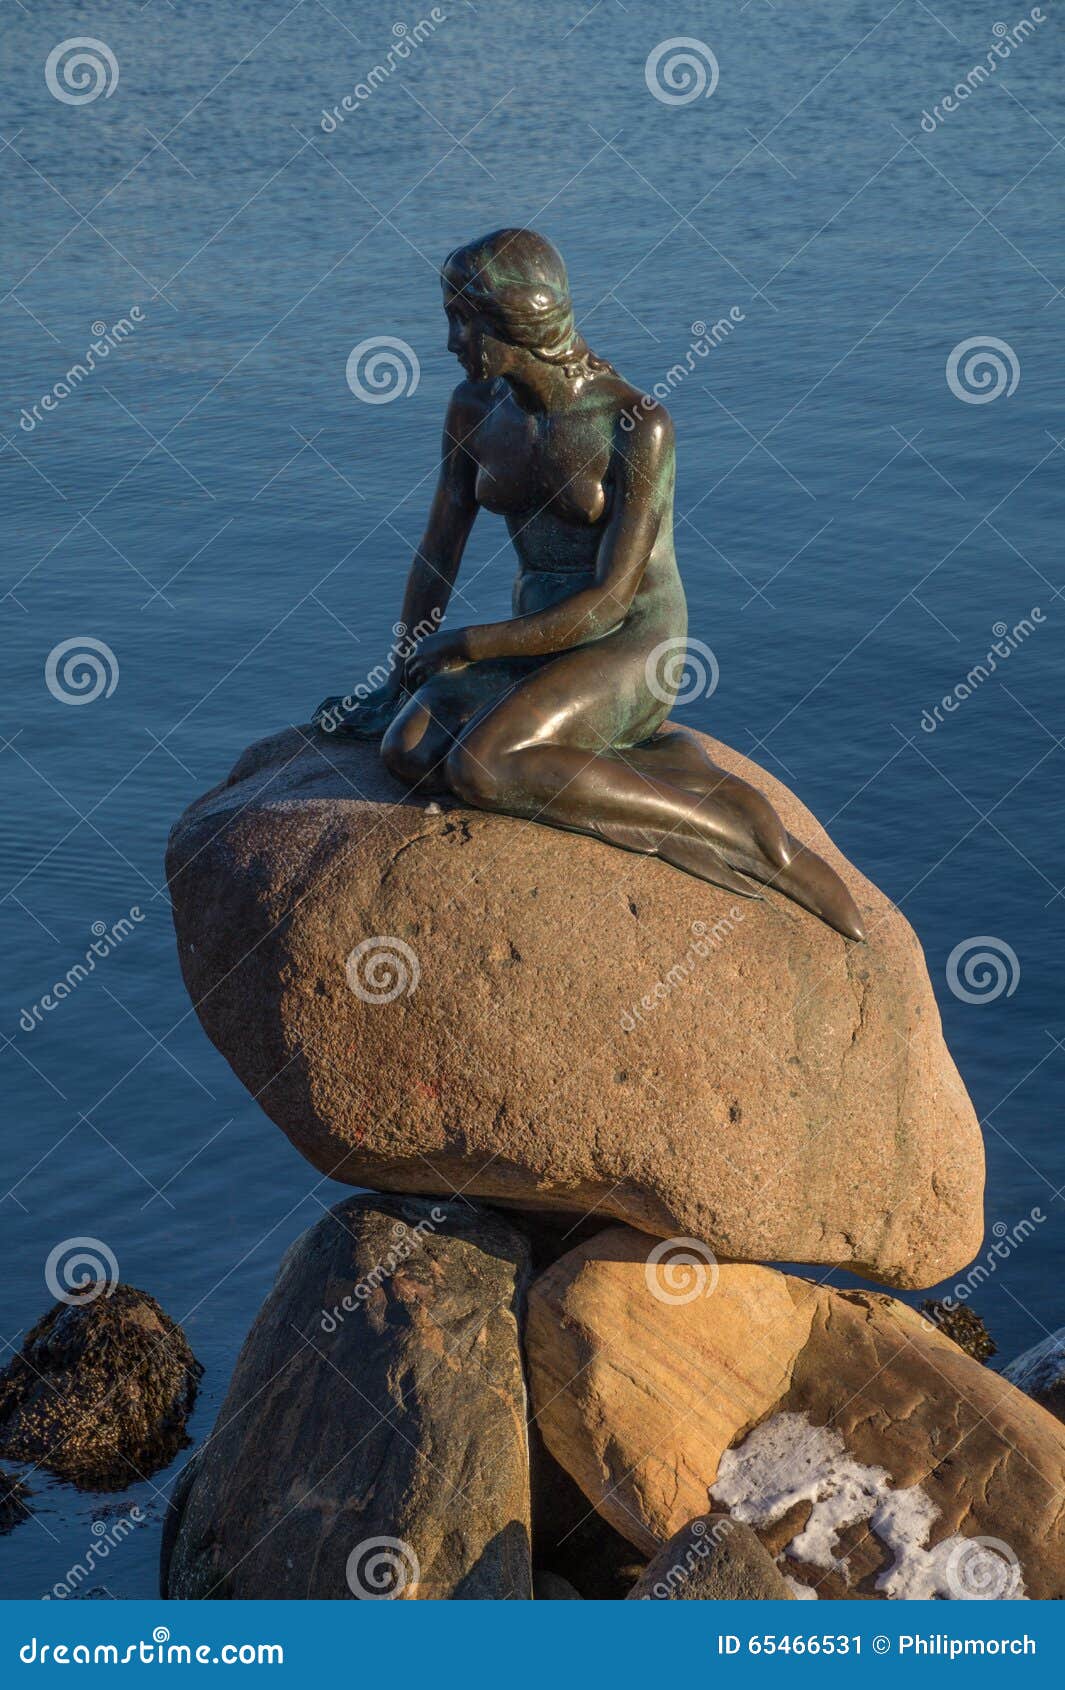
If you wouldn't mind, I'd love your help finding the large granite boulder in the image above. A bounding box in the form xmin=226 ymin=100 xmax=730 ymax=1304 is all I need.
xmin=162 ymin=1196 xmax=532 ymax=1599
xmin=166 ymin=725 xmax=983 ymax=1288
xmin=525 ymin=1230 xmax=1065 ymax=1599
xmin=0 ymin=1284 xmax=201 ymax=1491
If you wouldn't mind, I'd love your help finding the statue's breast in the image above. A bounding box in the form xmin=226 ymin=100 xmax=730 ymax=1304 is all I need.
xmin=475 ymin=415 xmax=611 ymax=527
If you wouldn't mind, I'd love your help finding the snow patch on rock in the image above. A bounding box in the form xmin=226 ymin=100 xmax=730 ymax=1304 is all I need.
xmin=710 ymin=1412 xmax=1025 ymax=1600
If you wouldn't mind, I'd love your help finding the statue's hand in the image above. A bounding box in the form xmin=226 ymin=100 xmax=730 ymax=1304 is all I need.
xmin=313 ymin=682 xmax=403 ymax=740
xmin=404 ymin=628 xmax=470 ymax=690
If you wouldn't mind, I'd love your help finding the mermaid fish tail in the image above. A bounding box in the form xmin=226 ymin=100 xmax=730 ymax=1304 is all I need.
xmin=588 ymin=813 xmax=764 ymax=903
xmin=586 ymin=729 xmax=865 ymax=942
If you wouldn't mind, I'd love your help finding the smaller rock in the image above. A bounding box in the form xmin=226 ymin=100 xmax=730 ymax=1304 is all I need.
xmin=533 ymin=1571 xmax=582 ymax=1600
xmin=164 ymin=1196 xmax=533 ymax=1599
xmin=919 ymin=1301 xmax=996 ymax=1362
xmin=0 ymin=1285 xmax=201 ymax=1490
xmin=628 ymin=1514 xmax=794 ymax=1601
xmin=0 ymin=1469 xmax=32 ymax=1534
xmin=1003 ymin=1327 xmax=1065 ymax=1423
xmin=527 ymin=1235 xmax=1065 ymax=1596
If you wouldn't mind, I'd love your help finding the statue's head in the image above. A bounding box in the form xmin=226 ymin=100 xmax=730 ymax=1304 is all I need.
xmin=441 ymin=228 xmax=591 ymax=382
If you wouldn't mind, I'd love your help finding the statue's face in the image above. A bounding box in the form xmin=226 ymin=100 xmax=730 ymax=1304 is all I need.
xmin=443 ymin=287 xmax=508 ymax=382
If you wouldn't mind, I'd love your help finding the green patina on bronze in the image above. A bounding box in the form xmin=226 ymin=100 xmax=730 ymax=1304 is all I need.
xmin=315 ymin=229 xmax=863 ymax=941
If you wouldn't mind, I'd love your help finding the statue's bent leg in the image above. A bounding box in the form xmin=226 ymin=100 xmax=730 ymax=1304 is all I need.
xmin=381 ymin=698 xmax=455 ymax=794
xmin=442 ymin=644 xmax=864 ymax=941
xmin=381 ymin=660 xmax=543 ymax=796
xmin=442 ymin=636 xmax=784 ymax=875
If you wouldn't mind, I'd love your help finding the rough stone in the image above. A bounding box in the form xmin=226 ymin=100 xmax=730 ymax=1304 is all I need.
xmin=162 ymin=1196 xmax=532 ymax=1600
xmin=627 ymin=1513 xmax=794 ymax=1600
xmin=526 ymin=1230 xmax=1065 ymax=1599
xmin=0 ymin=1285 xmax=201 ymax=1491
xmin=166 ymin=726 xmax=983 ymax=1289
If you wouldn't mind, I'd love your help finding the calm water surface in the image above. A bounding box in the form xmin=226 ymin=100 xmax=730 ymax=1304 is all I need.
xmin=1 ymin=1 xmax=1063 ymax=1596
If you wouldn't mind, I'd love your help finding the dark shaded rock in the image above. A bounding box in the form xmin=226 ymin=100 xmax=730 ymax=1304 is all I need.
xmin=0 ymin=1285 xmax=201 ymax=1491
xmin=919 ymin=1300 xmax=996 ymax=1362
xmin=528 ymin=1421 xmax=646 ymax=1600
xmin=163 ymin=1195 xmax=533 ymax=1599
xmin=627 ymin=1514 xmax=793 ymax=1600
xmin=533 ymin=1570 xmax=582 ymax=1599
xmin=1003 ymin=1327 xmax=1065 ymax=1423
xmin=158 ymin=1450 xmax=203 ymax=1599
xmin=0 ymin=1468 xmax=32 ymax=1533
xmin=502 ymin=1208 xmax=615 ymax=1276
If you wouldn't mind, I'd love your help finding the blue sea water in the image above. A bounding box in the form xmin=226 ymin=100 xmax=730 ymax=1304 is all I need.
xmin=1 ymin=0 xmax=1062 ymax=1599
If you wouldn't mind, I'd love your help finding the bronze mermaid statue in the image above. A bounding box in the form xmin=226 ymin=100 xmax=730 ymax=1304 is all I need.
xmin=315 ymin=228 xmax=864 ymax=942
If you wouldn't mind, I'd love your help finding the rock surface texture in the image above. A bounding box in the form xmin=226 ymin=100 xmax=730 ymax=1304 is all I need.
xmin=0 ymin=1285 xmax=201 ymax=1491
xmin=167 ymin=726 xmax=984 ymax=1289
xmin=525 ymin=1231 xmax=1065 ymax=1599
xmin=1003 ymin=1327 xmax=1065 ymax=1423
xmin=162 ymin=1196 xmax=532 ymax=1600
xmin=627 ymin=1513 xmax=794 ymax=1601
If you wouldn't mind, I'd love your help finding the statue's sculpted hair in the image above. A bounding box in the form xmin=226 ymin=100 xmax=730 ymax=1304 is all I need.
xmin=442 ymin=228 xmax=611 ymax=378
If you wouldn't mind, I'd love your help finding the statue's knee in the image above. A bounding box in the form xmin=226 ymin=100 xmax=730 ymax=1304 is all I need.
xmin=446 ymin=737 xmax=502 ymax=808
xmin=381 ymin=712 xmax=430 ymax=787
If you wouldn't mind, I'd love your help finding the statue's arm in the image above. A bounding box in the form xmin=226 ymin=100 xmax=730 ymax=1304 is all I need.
xmin=395 ymin=387 xmax=480 ymax=640
xmin=314 ymin=390 xmax=481 ymax=731
xmin=462 ymin=410 xmax=673 ymax=664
